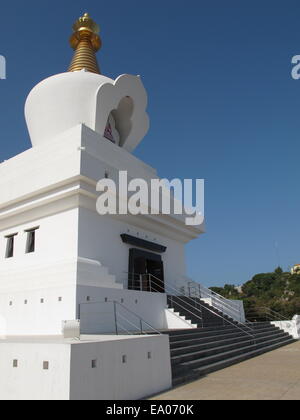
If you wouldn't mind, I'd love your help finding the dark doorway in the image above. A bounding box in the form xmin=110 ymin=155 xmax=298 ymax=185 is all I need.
xmin=128 ymin=249 xmax=165 ymax=293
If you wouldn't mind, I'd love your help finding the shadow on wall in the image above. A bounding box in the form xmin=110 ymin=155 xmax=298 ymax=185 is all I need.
xmin=0 ymin=315 xmax=7 ymax=338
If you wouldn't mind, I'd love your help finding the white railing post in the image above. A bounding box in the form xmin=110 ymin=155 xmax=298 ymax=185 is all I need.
xmin=139 ymin=274 xmax=142 ymax=291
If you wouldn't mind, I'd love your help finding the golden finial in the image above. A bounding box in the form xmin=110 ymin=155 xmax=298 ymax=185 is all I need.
xmin=68 ymin=13 xmax=101 ymax=74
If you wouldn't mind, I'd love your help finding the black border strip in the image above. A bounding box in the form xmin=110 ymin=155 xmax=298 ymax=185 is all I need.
xmin=121 ymin=234 xmax=167 ymax=253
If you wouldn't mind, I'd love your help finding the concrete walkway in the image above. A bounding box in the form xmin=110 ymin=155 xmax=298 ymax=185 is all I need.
xmin=151 ymin=341 xmax=300 ymax=400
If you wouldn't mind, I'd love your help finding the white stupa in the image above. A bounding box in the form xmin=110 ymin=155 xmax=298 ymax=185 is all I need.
xmin=0 ymin=13 xmax=242 ymax=400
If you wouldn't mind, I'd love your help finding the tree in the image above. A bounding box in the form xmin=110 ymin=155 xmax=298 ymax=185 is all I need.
xmin=211 ymin=267 xmax=300 ymax=320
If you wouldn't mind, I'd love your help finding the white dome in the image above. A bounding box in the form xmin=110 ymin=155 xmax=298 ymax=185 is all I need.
xmin=25 ymin=70 xmax=150 ymax=152
xmin=25 ymin=70 xmax=114 ymax=147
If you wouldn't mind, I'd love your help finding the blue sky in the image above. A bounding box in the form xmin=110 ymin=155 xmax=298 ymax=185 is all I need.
xmin=1 ymin=0 xmax=300 ymax=287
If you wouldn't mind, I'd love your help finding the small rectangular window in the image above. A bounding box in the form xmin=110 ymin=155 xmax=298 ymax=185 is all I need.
xmin=43 ymin=361 xmax=49 ymax=370
xmin=5 ymin=233 xmax=17 ymax=258
xmin=25 ymin=227 xmax=39 ymax=254
xmin=13 ymin=359 xmax=18 ymax=368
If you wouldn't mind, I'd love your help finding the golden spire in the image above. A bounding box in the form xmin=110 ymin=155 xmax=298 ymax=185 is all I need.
xmin=68 ymin=13 xmax=101 ymax=74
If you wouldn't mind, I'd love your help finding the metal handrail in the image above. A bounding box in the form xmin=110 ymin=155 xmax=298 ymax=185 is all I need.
xmin=189 ymin=280 xmax=236 ymax=305
xmin=116 ymin=301 xmax=163 ymax=334
xmin=144 ymin=273 xmax=256 ymax=342
xmin=125 ymin=271 xmax=205 ymax=327
xmin=79 ymin=300 xmax=162 ymax=336
xmin=123 ymin=271 xmax=255 ymax=341
xmin=166 ymin=295 xmax=204 ymax=328
xmin=125 ymin=271 xmax=244 ymax=322
xmin=246 ymin=312 xmax=274 ymax=323
xmin=117 ymin=311 xmax=145 ymax=334
xmin=126 ymin=271 xmax=244 ymax=322
xmin=128 ymin=271 xmax=244 ymax=322
xmin=246 ymin=306 xmax=288 ymax=322
xmin=261 ymin=307 xmax=288 ymax=321
xmin=188 ymin=282 xmax=240 ymax=313
xmin=186 ymin=280 xmax=243 ymax=319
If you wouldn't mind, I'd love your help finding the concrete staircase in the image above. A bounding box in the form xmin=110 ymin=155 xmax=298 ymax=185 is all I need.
xmin=167 ymin=295 xmax=237 ymax=327
xmin=165 ymin=323 xmax=295 ymax=386
xmin=166 ymin=296 xmax=296 ymax=386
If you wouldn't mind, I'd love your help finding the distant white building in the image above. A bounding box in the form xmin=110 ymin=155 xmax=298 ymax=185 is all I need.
xmin=291 ymin=264 xmax=300 ymax=275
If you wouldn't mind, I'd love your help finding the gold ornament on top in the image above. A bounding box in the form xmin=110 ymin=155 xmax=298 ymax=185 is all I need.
xmin=68 ymin=13 xmax=101 ymax=74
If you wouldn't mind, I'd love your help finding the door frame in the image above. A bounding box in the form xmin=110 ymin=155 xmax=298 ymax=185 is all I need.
xmin=128 ymin=248 xmax=165 ymax=292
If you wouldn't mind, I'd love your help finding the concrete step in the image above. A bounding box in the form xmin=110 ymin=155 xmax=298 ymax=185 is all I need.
xmin=172 ymin=337 xmax=296 ymax=386
xmin=169 ymin=306 xmax=237 ymax=328
xmin=168 ymin=305 xmax=237 ymax=328
xmin=167 ymin=295 xmax=295 ymax=387
xmin=168 ymin=325 xmax=253 ymax=337
xmin=170 ymin=330 xmax=288 ymax=357
xmin=169 ymin=331 xmax=247 ymax=346
xmin=168 ymin=325 xmax=279 ymax=344
xmin=169 ymin=303 xmax=228 ymax=317
xmin=173 ymin=335 xmax=293 ymax=375
xmin=165 ymin=322 xmax=273 ymax=337
xmin=171 ymin=332 xmax=290 ymax=366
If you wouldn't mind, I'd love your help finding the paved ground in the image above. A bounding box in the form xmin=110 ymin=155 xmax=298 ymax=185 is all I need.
xmin=151 ymin=341 xmax=300 ymax=400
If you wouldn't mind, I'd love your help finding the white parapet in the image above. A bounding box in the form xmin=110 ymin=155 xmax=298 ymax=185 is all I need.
xmin=165 ymin=308 xmax=197 ymax=330
xmin=271 ymin=316 xmax=300 ymax=340
xmin=0 ymin=334 xmax=172 ymax=400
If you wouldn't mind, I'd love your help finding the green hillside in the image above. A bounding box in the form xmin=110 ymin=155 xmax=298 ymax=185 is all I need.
xmin=210 ymin=267 xmax=300 ymax=320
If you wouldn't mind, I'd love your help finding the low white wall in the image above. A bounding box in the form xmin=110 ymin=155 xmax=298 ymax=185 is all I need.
xmin=78 ymin=286 xmax=168 ymax=333
xmin=0 ymin=335 xmax=172 ymax=400
xmin=0 ymin=342 xmax=71 ymax=400
xmin=70 ymin=335 xmax=172 ymax=400
xmin=271 ymin=316 xmax=300 ymax=340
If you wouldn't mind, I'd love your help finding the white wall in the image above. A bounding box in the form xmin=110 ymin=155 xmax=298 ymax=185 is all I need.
xmin=78 ymin=286 xmax=168 ymax=333
xmin=0 ymin=335 xmax=172 ymax=400
xmin=271 ymin=319 xmax=300 ymax=340
xmin=0 ymin=117 xmax=203 ymax=337
xmin=0 ymin=208 xmax=79 ymax=267
xmin=0 ymin=283 xmax=76 ymax=336
xmin=78 ymin=207 xmax=187 ymax=290
xmin=69 ymin=335 xmax=172 ymax=400
xmin=0 ymin=125 xmax=82 ymax=208
xmin=0 ymin=342 xmax=71 ymax=400
xmin=0 ymin=209 xmax=79 ymax=335
xmin=0 ymin=194 xmax=190 ymax=335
